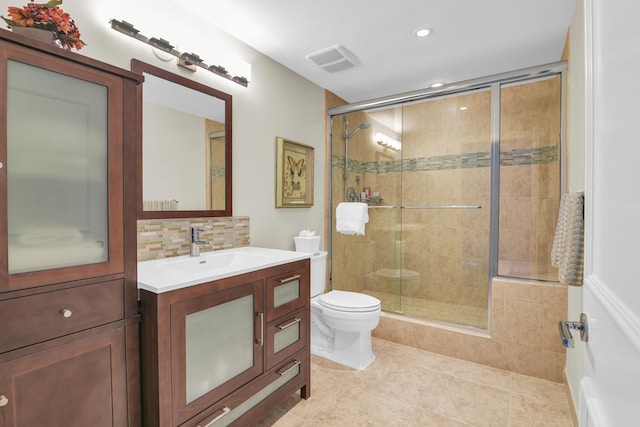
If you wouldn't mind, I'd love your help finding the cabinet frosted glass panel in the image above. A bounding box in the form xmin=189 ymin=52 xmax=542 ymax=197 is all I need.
xmin=185 ymin=294 xmax=254 ymax=404
xmin=273 ymin=279 xmax=300 ymax=308
xmin=274 ymin=320 xmax=301 ymax=353
xmin=6 ymin=60 xmax=109 ymax=274
xmin=212 ymin=364 xmax=300 ymax=427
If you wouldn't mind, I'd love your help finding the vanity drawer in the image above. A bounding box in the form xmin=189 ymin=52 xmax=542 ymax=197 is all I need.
xmin=186 ymin=354 xmax=307 ymax=427
xmin=0 ymin=279 xmax=125 ymax=353
xmin=265 ymin=308 xmax=307 ymax=370
xmin=265 ymin=262 xmax=309 ymax=322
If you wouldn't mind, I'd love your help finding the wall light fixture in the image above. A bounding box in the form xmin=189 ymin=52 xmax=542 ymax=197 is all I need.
xmin=376 ymin=132 xmax=402 ymax=151
xmin=110 ymin=19 xmax=250 ymax=87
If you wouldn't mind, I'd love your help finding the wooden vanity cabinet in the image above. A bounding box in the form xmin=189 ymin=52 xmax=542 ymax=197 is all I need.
xmin=0 ymin=30 xmax=142 ymax=426
xmin=139 ymin=259 xmax=310 ymax=427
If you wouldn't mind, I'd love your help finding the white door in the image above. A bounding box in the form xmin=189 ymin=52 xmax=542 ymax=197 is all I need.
xmin=581 ymin=0 xmax=640 ymax=425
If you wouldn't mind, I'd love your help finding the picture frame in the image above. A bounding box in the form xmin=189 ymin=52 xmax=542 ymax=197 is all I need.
xmin=276 ymin=137 xmax=314 ymax=208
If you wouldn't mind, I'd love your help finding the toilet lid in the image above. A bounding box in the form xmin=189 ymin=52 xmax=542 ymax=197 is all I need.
xmin=319 ymin=290 xmax=381 ymax=312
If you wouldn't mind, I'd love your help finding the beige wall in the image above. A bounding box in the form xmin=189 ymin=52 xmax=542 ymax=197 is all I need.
xmin=2 ymin=0 xmax=328 ymax=252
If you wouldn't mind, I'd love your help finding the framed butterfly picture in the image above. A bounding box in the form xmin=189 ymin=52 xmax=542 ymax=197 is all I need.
xmin=275 ymin=137 xmax=314 ymax=207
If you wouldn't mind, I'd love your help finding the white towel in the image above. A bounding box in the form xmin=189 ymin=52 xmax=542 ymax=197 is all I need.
xmin=336 ymin=202 xmax=369 ymax=235
xmin=551 ymin=191 xmax=584 ymax=285
xmin=17 ymin=228 xmax=83 ymax=247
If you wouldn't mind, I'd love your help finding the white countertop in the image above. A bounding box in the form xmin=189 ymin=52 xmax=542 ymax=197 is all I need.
xmin=138 ymin=246 xmax=311 ymax=293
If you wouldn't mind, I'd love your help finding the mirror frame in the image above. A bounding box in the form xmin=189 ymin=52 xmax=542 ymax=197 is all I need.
xmin=131 ymin=59 xmax=232 ymax=219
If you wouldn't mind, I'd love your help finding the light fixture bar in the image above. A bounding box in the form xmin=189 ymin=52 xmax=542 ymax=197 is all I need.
xmin=376 ymin=132 xmax=401 ymax=151
xmin=110 ymin=19 xmax=249 ymax=87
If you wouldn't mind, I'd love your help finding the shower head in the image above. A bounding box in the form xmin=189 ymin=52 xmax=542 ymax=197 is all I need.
xmin=345 ymin=122 xmax=372 ymax=139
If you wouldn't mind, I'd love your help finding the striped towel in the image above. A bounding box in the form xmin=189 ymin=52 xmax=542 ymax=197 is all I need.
xmin=551 ymin=192 xmax=585 ymax=285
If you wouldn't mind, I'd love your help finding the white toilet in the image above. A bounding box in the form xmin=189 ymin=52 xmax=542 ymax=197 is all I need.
xmin=309 ymin=252 xmax=381 ymax=370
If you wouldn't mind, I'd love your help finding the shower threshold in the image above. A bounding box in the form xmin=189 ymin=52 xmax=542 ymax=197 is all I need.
xmin=362 ymin=289 xmax=488 ymax=329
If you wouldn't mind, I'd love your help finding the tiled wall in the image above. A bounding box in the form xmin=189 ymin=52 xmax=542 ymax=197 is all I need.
xmin=498 ymin=76 xmax=562 ymax=281
xmin=373 ymin=277 xmax=568 ymax=382
xmin=137 ymin=216 xmax=250 ymax=262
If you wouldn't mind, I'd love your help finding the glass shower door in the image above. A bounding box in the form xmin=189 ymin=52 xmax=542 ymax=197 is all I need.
xmin=398 ymin=89 xmax=492 ymax=328
xmin=331 ymin=89 xmax=493 ymax=329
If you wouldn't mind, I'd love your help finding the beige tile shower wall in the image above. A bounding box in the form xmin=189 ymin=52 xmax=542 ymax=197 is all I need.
xmin=499 ymin=77 xmax=561 ymax=279
xmin=137 ymin=216 xmax=250 ymax=262
xmin=373 ymin=277 xmax=568 ymax=382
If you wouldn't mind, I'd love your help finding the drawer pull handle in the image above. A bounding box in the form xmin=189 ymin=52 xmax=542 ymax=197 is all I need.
xmin=60 ymin=309 xmax=73 ymax=318
xmin=278 ymin=274 xmax=301 ymax=284
xmin=277 ymin=317 xmax=301 ymax=330
xmin=198 ymin=406 xmax=231 ymax=427
xmin=277 ymin=360 xmax=301 ymax=376
xmin=0 ymin=395 xmax=8 ymax=407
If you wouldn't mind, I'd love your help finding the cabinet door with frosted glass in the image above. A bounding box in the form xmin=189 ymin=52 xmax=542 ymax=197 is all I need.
xmin=0 ymin=42 xmax=125 ymax=291
xmin=169 ymin=280 xmax=264 ymax=426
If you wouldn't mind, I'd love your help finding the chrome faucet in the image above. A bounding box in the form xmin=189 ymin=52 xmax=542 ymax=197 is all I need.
xmin=190 ymin=227 xmax=209 ymax=257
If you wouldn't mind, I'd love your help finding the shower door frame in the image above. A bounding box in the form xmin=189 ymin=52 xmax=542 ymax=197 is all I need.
xmin=328 ymin=61 xmax=568 ymax=332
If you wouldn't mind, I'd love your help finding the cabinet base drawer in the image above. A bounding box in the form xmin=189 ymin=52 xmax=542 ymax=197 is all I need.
xmin=0 ymin=279 xmax=125 ymax=353
xmin=187 ymin=354 xmax=308 ymax=427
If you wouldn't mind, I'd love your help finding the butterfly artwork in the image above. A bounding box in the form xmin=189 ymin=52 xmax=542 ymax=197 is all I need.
xmin=284 ymin=152 xmax=306 ymax=198
xmin=276 ymin=137 xmax=313 ymax=207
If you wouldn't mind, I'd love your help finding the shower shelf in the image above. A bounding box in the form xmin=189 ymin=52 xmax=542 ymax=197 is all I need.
xmin=362 ymin=197 xmax=383 ymax=203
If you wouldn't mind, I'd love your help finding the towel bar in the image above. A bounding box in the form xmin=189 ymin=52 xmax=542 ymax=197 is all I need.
xmin=367 ymin=205 xmax=483 ymax=210
xmin=402 ymin=205 xmax=482 ymax=209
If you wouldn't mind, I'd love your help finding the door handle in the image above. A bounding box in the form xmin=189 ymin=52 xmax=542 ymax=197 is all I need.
xmin=558 ymin=313 xmax=589 ymax=348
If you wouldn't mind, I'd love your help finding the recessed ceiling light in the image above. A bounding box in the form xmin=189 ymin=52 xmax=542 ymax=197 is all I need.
xmin=415 ymin=27 xmax=431 ymax=38
xmin=429 ymin=82 xmax=445 ymax=88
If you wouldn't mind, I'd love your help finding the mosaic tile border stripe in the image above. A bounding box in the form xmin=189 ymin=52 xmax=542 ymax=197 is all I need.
xmin=137 ymin=216 xmax=250 ymax=261
xmin=332 ymin=145 xmax=558 ymax=175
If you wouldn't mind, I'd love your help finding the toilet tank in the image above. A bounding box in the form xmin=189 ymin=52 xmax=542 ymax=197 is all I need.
xmin=309 ymin=251 xmax=328 ymax=297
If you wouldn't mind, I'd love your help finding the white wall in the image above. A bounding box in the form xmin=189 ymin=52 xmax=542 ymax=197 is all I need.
xmin=566 ymin=0 xmax=586 ymax=412
xmin=1 ymin=0 xmax=327 ymax=251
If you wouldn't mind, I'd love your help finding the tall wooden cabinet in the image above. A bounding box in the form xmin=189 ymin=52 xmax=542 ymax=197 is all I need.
xmin=0 ymin=30 xmax=142 ymax=426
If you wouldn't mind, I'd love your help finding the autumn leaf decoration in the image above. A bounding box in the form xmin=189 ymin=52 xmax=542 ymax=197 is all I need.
xmin=2 ymin=0 xmax=85 ymax=50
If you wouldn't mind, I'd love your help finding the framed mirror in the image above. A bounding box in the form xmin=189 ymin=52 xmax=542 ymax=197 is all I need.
xmin=132 ymin=59 xmax=232 ymax=219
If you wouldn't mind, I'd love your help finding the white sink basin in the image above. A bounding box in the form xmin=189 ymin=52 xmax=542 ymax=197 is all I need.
xmin=138 ymin=246 xmax=310 ymax=293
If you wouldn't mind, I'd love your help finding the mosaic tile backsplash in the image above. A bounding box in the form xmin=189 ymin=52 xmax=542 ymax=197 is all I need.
xmin=137 ymin=216 xmax=250 ymax=262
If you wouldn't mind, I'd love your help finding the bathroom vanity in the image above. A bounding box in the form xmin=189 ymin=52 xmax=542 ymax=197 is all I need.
xmin=138 ymin=248 xmax=311 ymax=426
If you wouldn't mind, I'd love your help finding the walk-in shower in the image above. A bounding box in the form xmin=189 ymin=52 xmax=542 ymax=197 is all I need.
xmin=329 ymin=62 xmax=566 ymax=330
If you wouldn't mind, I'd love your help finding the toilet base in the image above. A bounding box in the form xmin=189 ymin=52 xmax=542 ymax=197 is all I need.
xmin=310 ymin=329 xmax=375 ymax=371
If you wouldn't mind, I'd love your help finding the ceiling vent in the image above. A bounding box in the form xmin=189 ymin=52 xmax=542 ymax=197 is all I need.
xmin=306 ymin=45 xmax=358 ymax=73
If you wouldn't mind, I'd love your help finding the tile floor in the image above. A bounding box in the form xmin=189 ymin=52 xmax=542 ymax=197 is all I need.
xmin=258 ymin=338 xmax=575 ymax=426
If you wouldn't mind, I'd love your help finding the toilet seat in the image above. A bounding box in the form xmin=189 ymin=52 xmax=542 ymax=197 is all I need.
xmin=319 ymin=290 xmax=381 ymax=313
